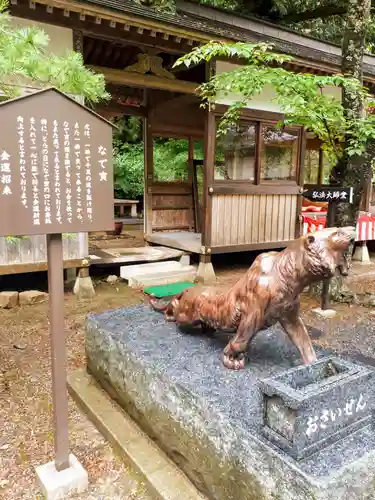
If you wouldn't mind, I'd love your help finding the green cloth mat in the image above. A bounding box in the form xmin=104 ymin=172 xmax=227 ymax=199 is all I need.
xmin=143 ymin=281 xmax=195 ymax=298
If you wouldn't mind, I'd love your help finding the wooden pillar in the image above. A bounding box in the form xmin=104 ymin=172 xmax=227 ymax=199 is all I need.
xmin=197 ymin=253 xmax=216 ymax=283
xmin=202 ymin=61 xmax=215 ymax=249
xmin=143 ymin=91 xmax=153 ymax=236
xmin=202 ymin=110 xmax=215 ymax=249
xmin=188 ymin=136 xmax=198 ymax=232
xmin=296 ymin=127 xmax=306 ymax=238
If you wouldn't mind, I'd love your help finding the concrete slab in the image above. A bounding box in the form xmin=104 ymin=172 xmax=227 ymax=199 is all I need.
xmin=120 ymin=261 xmax=183 ymax=280
xmin=85 ymin=305 xmax=375 ymax=500
xmin=352 ymin=244 xmax=371 ymax=264
xmin=312 ymin=308 xmax=337 ymax=319
xmin=35 ymin=454 xmax=88 ymax=500
xmin=128 ymin=266 xmax=197 ymax=288
xmin=89 ymin=246 xmax=187 ymax=267
xmin=67 ymin=370 xmax=206 ymax=500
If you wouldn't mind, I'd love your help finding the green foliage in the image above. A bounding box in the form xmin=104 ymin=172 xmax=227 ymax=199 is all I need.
xmin=154 ymin=138 xmax=203 ymax=181
xmin=178 ymin=41 xmax=293 ymax=68
xmin=112 ymin=116 xmax=204 ymax=199
xmin=113 ymin=142 xmax=144 ymax=199
xmin=132 ymin=0 xmax=176 ymax=13
xmin=0 ymin=0 xmax=109 ymax=102
xmin=175 ymin=41 xmax=375 ymax=166
xmin=5 ymin=235 xmax=28 ymax=243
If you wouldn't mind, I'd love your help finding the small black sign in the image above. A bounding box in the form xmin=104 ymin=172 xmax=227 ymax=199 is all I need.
xmin=302 ymin=187 xmax=354 ymax=204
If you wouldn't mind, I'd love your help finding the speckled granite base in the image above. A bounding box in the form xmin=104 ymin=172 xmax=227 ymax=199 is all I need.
xmin=85 ymin=305 xmax=375 ymax=500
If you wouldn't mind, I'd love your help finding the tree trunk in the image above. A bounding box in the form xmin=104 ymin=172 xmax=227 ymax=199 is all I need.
xmin=311 ymin=0 xmax=371 ymax=304
xmin=329 ymin=0 xmax=372 ymax=227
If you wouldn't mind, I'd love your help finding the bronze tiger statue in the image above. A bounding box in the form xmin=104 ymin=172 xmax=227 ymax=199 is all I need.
xmin=149 ymin=227 xmax=355 ymax=370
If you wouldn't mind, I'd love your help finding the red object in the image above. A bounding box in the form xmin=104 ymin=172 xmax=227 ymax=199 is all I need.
xmin=302 ymin=212 xmax=375 ymax=241
xmin=107 ymin=221 xmax=123 ymax=236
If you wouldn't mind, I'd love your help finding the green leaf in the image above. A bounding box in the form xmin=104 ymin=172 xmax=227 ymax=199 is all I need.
xmin=0 ymin=0 xmax=109 ymax=102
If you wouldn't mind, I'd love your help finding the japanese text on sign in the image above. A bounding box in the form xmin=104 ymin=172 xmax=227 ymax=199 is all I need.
xmin=1 ymin=150 xmax=11 ymax=196
xmin=31 ymin=117 xmax=40 ymax=226
xmin=2 ymin=117 xmax=111 ymax=227
xmin=302 ymin=186 xmax=354 ymax=204
xmin=305 ymin=393 xmax=367 ymax=437
xmin=42 ymin=118 xmax=51 ymax=224
xmin=84 ymin=124 xmax=92 ymax=222
xmin=63 ymin=121 xmax=72 ymax=224
xmin=311 ymin=190 xmax=348 ymax=201
xmin=0 ymin=88 xmax=114 ymax=237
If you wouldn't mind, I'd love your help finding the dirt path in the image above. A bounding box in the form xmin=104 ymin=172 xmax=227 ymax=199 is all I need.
xmin=1 ymin=264 xmax=375 ymax=499
xmin=0 ymin=282 xmax=151 ymax=500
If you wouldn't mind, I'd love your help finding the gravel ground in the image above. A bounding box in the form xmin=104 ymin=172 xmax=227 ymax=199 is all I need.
xmin=1 ymin=252 xmax=375 ymax=499
xmin=0 ymin=281 xmax=153 ymax=500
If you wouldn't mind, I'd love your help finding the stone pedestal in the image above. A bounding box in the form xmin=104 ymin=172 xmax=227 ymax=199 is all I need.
xmin=35 ymin=454 xmax=88 ymax=500
xmin=85 ymin=305 xmax=375 ymax=500
xmin=352 ymin=242 xmax=371 ymax=264
xmin=260 ymin=357 xmax=374 ymax=460
xmin=73 ymin=267 xmax=95 ymax=300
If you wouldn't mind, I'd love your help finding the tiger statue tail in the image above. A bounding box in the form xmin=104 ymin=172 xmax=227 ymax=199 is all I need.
xmin=147 ymin=293 xmax=183 ymax=320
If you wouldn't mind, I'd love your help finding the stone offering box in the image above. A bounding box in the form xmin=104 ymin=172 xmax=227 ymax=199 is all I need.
xmin=260 ymin=357 xmax=375 ymax=460
xmin=85 ymin=305 xmax=375 ymax=500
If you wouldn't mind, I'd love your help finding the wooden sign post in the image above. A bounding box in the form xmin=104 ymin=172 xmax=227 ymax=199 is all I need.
xmin=302 ymin=186 xmax=354 ymax=311
xmin=0 ymin=88 xmax=115 ymax=495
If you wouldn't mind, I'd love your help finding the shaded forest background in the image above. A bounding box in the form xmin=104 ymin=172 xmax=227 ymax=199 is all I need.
xmin=112 ymin=115 xmax=204 ymax=199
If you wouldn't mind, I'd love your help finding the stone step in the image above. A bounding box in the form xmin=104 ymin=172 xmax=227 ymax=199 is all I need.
xmin=128 ymin=266 xmax=197 ymax=288
xmin=67 ymin=370 xmax=205 ymax=500
xmin=120 ymin=260 xmax=184 ymax=280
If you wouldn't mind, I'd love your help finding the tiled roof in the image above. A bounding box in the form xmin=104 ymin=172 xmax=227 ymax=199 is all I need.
xmin=80 ymin=0 xmax=375 ymax=77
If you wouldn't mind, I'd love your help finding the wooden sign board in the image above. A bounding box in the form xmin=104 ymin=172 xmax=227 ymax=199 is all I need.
xmin=0 ymin=88 xmax=116 ymax=476
xmin=0 ymin=88 xmax=115 ymax=237
xmin=302 ymin=187 xmax=354 ymax=204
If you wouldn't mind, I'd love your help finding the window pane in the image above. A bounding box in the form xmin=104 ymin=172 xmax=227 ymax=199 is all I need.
xmin=153 ymin=137 xmax=189 ymax=182
xmin=214 ymin=122 xmax=256 ymax=182
xmin=260 ymin=127 xmax=299 ymax=181
xmin=304 ymin=148 xmax=332 ymax=185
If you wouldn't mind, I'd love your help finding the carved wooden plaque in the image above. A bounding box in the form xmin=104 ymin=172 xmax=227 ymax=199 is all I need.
xmin=0 ymin=88 xmax=115 ymax=236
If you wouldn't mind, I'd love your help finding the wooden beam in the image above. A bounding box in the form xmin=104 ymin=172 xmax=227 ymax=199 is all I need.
xmin=209 ymin=183 xmax=301 ymax=195
xmin=151 ymin=205 xmax=192 ymax=210
xmin=210 ymin=241 xmax=292 ymax=254
xmin=0 ymin=258 xmax=86 ymax=276
xmin=151 ymin=183 xmax=191 ymax=195
xmin=150 ymin=126 xmax=204 ymax=139
xmin=151 ymin=93 xmax=199 ymax=113
xmin=88 ymin=65 xmax=199 ymax=94
xmin=96 ymin=103 xmax=147 ymax=118
xmin=10 ymin=1 xmax=204 ymax=52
